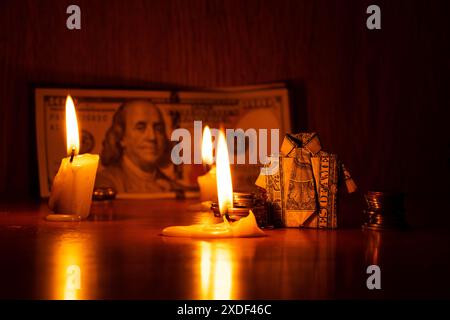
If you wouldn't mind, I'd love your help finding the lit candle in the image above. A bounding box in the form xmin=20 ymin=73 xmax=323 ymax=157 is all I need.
xmin=162 ymin=130 xmax=265 ymax=238
xmin=197 ymin=126 xmax=218 ymax=202
xmin=47 ymin=95 xmax=99 ymax=221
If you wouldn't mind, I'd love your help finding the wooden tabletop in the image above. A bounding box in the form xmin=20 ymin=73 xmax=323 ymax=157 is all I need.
xmin=0 ymin=199 xmax=449 ymax=300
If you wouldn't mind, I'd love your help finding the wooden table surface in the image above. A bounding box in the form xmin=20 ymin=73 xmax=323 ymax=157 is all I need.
xmin=0 ymin=199 xmax=449 ymax=300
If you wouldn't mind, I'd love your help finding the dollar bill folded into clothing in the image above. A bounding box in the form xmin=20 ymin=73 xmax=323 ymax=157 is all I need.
xmin=255 ymin=132 xmax=357 ymax=229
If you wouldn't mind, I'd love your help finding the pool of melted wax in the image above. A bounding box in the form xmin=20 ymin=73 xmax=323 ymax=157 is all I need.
xmin=161 ymin=210 xmax=266 ymax=238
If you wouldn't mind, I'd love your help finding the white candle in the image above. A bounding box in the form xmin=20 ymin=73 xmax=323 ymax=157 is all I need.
xmin=197 ymin=126 xmax=218 ymax=202
xmin=198 ymin=167 xmax=217 ymax=202
xmin=47 ymin=95 xmax=99 ymax=221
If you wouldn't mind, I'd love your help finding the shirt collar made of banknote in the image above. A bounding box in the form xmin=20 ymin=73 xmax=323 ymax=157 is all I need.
xmin=280 ymin=132 xmax=358 ymax=195
xmin=280 ymin=132 xmax=322 ymax=157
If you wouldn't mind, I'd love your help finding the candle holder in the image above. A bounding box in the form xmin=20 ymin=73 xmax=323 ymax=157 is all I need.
xmin=362 ymin=191 xmax=407 ymax=231
xmin=211 ymin=192 xmax=271 ymax=228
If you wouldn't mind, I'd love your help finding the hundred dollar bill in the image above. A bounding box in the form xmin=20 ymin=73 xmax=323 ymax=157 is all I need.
xmin=35 ymin=84 xmax=291 ymax=198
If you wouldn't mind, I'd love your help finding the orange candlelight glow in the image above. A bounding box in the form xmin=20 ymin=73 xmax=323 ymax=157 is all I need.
xmin=216 ymin=131 xmax=233 ymax=215
xmin=65 ymin=95 xmax=80 ymax=156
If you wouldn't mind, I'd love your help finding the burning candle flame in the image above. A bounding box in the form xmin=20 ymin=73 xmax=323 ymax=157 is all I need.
xmin=201 ymin=126 xmax=213 ymax=165
xmin=65 ymin=95 xmax=80 ymax=157
xmin=216 ymin=131 xmax=233 ymax=215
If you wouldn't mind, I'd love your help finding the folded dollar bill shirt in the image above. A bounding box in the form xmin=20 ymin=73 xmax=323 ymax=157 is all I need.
xmin=255 ymin=132 xmax=357 ymax=228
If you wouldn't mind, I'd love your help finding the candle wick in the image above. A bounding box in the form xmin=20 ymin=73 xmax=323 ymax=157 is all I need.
xmin=223 ymin=206 xmax=232 ymax=223
xmin=69 ymin=148 xmax=75 ymax=163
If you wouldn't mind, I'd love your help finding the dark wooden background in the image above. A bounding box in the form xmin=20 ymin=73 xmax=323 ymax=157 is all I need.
xmin=0 ymin=0 xmax=448 ymax=226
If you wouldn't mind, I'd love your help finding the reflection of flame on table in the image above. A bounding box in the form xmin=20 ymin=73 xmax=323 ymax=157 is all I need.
xmin=365 ymin=231 xmax=382 ymax=266
xmin=52 ymin=237 xmax=82 ymax=300
xmin=65 ymin=264 xmax=81 ymax=300
xmin=50 ymin=233 xmax=95 ymax=300
xmin=200 ymin=241 xmax=233 ymax=300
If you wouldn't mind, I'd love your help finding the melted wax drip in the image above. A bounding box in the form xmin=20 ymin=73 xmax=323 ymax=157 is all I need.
xmin=162 ymin=210 xmax=266 ymax=238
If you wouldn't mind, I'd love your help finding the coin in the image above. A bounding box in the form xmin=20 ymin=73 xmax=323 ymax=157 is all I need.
xmin=93 ymin=187 xmax=116 ymax=201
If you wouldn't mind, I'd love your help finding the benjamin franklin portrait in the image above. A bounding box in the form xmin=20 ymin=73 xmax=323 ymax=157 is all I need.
xmin=96 ymin=100 xmax=179 ymax=193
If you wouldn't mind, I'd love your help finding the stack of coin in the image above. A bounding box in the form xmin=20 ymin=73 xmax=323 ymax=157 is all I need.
xmin=363 ymin=191 xmax=407 ymax=230
xmin=211 ymin=192 xmax=271 ymax=228
xmin=233 ymin=192 xmax=257 ymax=208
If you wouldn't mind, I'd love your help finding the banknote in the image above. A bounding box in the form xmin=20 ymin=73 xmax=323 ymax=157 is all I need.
xmin=35 ymin=84 xmax=291 ymax=198
xmin=257 ymin=153 xmax=339 ymax=229
xmin=256 ymin=133 xmax=357 ymax=229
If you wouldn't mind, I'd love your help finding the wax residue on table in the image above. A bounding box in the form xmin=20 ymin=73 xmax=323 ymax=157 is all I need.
xmin=161 ymin=210 xmax=266 ymax=238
